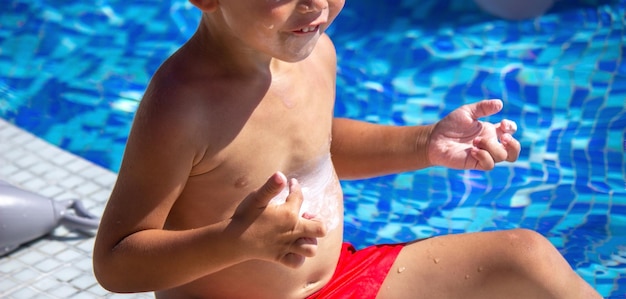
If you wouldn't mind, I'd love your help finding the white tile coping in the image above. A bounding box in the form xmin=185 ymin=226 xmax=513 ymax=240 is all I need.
xmin=0 ymin=119 xmax=152 ymax=298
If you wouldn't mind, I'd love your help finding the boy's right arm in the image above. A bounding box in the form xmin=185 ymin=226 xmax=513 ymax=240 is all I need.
xmin=92 ymin=90 xmax=325 ymax=293
xmin=94 ymin=172 xmax=325 ymax=293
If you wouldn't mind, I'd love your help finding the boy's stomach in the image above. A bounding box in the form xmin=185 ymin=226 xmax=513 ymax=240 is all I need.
xmin=155 ymin=226 xmax=344 ymax=299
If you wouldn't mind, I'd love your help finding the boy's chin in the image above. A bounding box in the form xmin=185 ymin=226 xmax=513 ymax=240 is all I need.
xmin=276 ymin=36 xmax=320 ymax=62
xmin=279 ymin=46 xmax=317 ymax=63
xmin=280 ymin=55 xmax=312 ymax=63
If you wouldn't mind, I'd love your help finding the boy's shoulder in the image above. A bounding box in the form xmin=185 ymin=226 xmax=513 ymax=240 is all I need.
xmin=140 ymin=32 xmax=338 ymax=118
xmin=145 ymin=52 xmax=236 ymax=109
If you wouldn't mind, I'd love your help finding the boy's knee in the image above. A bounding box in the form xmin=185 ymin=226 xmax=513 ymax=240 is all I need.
xmin=501 ymin=229 xmax=562 ymax=266
xmin=477 ymin=229 xmax=590 ymax=297
xmin=504 ymin=229 xmax=551 ymax=251
xmin=505 ymin=228 xmax=547 ymax=246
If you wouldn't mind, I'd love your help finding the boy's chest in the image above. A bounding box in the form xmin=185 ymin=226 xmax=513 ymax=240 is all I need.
xmin=234 ymin=86 xmax=334 ymax=173
xmin=238 ymin=72 xmax=335 ymax=158
xmin=175 ymin=101 xmax=334 ymax=227
xmin=185 ymin=75 xmax=335 ymax=198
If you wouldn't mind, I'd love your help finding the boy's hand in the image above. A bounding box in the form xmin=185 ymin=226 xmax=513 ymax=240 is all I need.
xmin=229 ymin=172 xmax=327 ymax=268
xmin=428 ymin=99 xmax=521 ymax=170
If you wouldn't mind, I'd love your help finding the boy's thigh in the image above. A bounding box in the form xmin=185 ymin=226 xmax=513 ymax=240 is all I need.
xmin=375 ymin=229 xmax=549 ymax=299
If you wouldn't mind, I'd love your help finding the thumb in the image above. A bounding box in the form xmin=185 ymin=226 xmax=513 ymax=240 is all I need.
xmin=468 ymin=99 xmax=503 ymax=120
xmin=252 ymin=172 xmax=288 ymax=208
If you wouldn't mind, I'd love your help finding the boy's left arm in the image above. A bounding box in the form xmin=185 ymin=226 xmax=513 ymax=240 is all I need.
xmin=330 ymin=99 xmax=521 ymax=180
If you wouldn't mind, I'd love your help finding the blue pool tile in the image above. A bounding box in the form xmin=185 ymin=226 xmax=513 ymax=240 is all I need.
xmin=598 ymin=60 xmax=619 ymax=72
xmin=571 ymin=88 xmax=590 ymax=106
xmin=431 ymin=35 xmax=455 ymax=53
xmin=545 ymin=170 xmax=561 ymax=185
xmin=612 ymin=205 xmax=626 ymax=215
xmin=393 ymin=226 xmax=418 ymax=241
xmin=591 ymin=75 xmax=612 ymax=89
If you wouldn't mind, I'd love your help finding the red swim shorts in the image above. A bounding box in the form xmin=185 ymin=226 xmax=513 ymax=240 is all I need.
xmin=306 ymin=242 xmax=405 ymax=298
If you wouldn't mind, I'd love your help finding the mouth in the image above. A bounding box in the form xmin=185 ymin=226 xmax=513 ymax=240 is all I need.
xmin=293 ymin=25 xmax=320 ymax=34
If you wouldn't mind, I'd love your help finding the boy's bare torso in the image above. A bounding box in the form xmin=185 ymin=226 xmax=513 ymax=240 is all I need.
xmin=150 ymin=34 xmax=344 ymax=299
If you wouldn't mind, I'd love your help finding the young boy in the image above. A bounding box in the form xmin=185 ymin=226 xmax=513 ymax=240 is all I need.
xmin=93 ymin=0 xmax=601 ymax=298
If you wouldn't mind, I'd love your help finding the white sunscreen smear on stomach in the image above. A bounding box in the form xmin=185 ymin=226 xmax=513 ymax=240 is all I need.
xmin=269 ymin=155 xmax=342 ymax=231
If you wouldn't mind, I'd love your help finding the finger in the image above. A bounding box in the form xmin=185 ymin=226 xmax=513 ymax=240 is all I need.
xmin=291 ymin=237 xmax=319 ymax=258
xmin=468 ymin=99 xmax=503 ymax=120
xmin=280 ymin=252 xmax=305 ymax=269
xmin=495 ymin=119 xmax=518 ymax=135
xmin=253 ymin=172 xmax=288 ymax=208
xmin=284 ymin=178 xmax=305 ymax=210
xmin=301 ymin=212 xmax=317 ymax=220
xmin=298 ymin=218 xmax=327 ymax=239
xmin=501 ymin=133 xmax=521 ymax=162
xmin=473 ymin=136 xmax=508 ymax=163
xmin=470 ymin=147 xmax=495 ymax=170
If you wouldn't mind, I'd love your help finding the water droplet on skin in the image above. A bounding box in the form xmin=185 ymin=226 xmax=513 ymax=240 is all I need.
xmin=397 ymin=266 xmax=406 ymax=273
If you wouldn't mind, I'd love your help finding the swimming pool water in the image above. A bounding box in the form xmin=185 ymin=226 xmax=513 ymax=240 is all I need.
xmin=1 ymin=0 xmax=625 ymax=297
